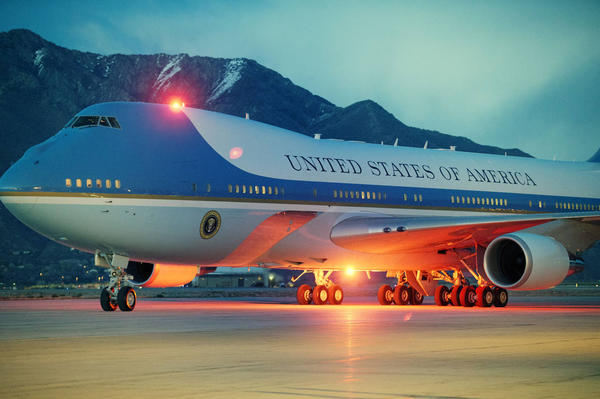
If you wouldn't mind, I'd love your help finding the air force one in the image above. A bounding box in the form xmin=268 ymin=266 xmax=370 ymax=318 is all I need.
xmin=0 ymin=101 xmax=599 ymax=311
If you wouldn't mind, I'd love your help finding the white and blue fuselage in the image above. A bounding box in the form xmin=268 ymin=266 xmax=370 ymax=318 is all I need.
xmin=1 ymin=102 xmax=599 ymax=273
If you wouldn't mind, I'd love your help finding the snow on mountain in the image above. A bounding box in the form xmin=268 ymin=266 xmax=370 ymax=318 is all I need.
xmin=207 ymin=58 xmax=245 ymax=103
xmin=154 ymin=54 xmax=184 ymax=91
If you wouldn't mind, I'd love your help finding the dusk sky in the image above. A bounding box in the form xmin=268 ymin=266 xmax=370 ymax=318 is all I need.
xmin=1 ymin=0 xmax=598 ymax=161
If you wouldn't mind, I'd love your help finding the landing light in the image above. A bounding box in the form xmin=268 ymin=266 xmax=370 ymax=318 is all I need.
xmin=345 ymin=268 xmax=355 ymax=276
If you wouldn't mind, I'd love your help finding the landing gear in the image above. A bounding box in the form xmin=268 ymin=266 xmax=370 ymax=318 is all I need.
xmin=377 ymin=285 xmax=394 ymax=305
xmin=450 ymin=285 xmax=463 ymax=306
xmin=328 ymin=285 xmax=344 ymax=305
xmin=97 ymin=253 xmax=137 ymax=312
xmin=117 ymin=286 xmax=137 ymax=311
xmin=394 ymin=285 xmax=411 ymax=305
xmin=434 ymin=285 xmax=451 ymax=306
xmin=476 ymin=286 xmax=494 ymax=307
xmin=296 ymin=284 xmax=312 ymax=305
xmin=293 ymin=270 xmax=344 ymax=305
xmin=460 ymin=285 xmax=476 ymax=307
xmin=493 ymin=287 xmax=509 ymax=307
xmin=100 ymin=288 xmax=117 ymax=311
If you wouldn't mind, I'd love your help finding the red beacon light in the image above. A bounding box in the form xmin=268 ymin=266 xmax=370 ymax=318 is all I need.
xmin=169 ymin=100 xmax=185 ymax=112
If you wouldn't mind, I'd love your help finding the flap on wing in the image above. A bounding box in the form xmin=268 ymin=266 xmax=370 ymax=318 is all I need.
xmin=330 ymin=212 xmax=600 ymax=254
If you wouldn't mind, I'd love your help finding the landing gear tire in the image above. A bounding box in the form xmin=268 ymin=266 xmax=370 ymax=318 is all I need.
xmin=117 ymin=286 xmax=137 ymax=312
xmin=434 ymin=285 xmax=451 ymax=306
xmin=328 ymin=285 xmax=344 ymax=305
xmin=377 ymin=284 xmax=394 ymax=305
xmin=460 ymin=285 xmax=476 ymax=307
xmin=493 ymin=287 xmax=509 ymax=307
xmin=296 ymin=284 xmax=313 ymax=305
xmin=476 ymin=286 xmax=494 ymax=307
xmin=411 ymin=287 xmax=424 ymax=305
xmin=313 ymin=285 xmax=329 ymax=305
xmin=100 ymin=288 xmax=117 ymax=312
xmin=394 ymin=285 xmax=411 ymax=305
xmin=450 ymin=285 xmax=463 ymax=306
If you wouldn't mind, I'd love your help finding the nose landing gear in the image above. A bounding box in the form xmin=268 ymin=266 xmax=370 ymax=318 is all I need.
xmin=97 ymin=252 xmax=137 ymax=312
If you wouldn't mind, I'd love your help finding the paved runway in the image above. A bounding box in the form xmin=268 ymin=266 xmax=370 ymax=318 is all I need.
xmin=1 ymin=296 xmax=599 ymax=399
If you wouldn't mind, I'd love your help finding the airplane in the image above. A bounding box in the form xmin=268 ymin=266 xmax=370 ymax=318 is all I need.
xmin=0 ymin=101 xmax=598 ymax=312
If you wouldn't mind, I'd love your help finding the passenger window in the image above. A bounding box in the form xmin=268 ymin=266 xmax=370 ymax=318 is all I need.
xmin=268 ymin=186 xmax=272 ymax=195
xmin=99 ymin=117 xmax=110 ymax=127
xmin=255 ymin=185 xmax=259 ymax=194
xmin=76 ymin=179 xmax=82 ymax=188
xmin=249 ymin=186 xmax=253 ymax=194
xmin=65 ymin=178 xmax=72 ymax=187
xmin=419 ymin=194 xmax=423 ymax=202
xmin=383 ymin=193 xmax=387 ymax=200
xmin=228 ymin=184 xmax=233 ymax=193
xmin=107 ymin=117 xmax=121 ymax=129
xmin=333 ymin=190 xmax=337 ymax=198
xmin=344 ymin=191 xmax=348 ymax=198
xmin=313 ymin=189 xmax=317 ymax=198
xmin=72 ymin=116 xmax=99 ymax=128
xmin=274 ymin=187 xmax=278 ymax=195
xmin=403 ymin=194 xmax=407 ymax=201
xmin=378 ymin=193 xmax=381 ymax=200
xmin=466 ymin=197 xmax=470 ymax=204
xmin=350 ymin=191 xmax=354 ymax=199
xmin=115 ymin=180 xmax=121 ymax=189
xmin=414 ymin=194 xmax=418 ymax=202
xmin=242 ymin=185 xmax=247 ymax=194
xmin=262 ymin=186 xmax=266 ymax=195
xmin=366 ymin=192 xmax=370 ymax=200
xmin=106 ymin=179 xmax=112 ymax=189
xmin=236 ymin=185 xmax=240 ymax=194
xmin=96 ymin=179 xmax=102 ymax=188
xmin=206 ymin=183 xmax=211 ymax=192
xmin=281 ymin=188 xmax=285 ymax=195
xmin=86 ymin=178 xmax=92 ymax=188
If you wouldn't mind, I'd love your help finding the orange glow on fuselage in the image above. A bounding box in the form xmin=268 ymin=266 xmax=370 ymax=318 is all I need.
xmin=345 ymin=268 xmax=355 ymax=276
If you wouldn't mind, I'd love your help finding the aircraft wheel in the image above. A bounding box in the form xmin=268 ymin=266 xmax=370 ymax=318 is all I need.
xmin=377 ymin=284 xmax=394 ymax=305
xmin=411 ymin=287 xmax=424 ymax=305
xmin=434 ymin=285 xmax=450 ymax=306
xmin=450 ymin=285 xmax=463 ymax=306
xmin=313 ymin=285 xmax=329 ymax=305
xmin=100 ymin=288 xmax=116 ymax=312
xmin=328 ymin=285 xmax=344 ymax=305
xmin=394 ymin=285 xmax=411 ymax=305
xmin=493 ymin=287 xmax=509 ymax=307
xmin=460 ymin=285 xmax=476 ymax=307
xmin=296 ymin=284 xmax=313 ymax=305
xmin=117 ymin=286 xmax=137 ymax=312
xmin=476 ymin=286 xmax=494 ymax=307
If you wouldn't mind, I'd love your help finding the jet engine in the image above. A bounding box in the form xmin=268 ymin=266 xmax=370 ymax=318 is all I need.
xmin=125 ymin=261 xmax=200 ymax=288
xmin=483 ymin=232 xmax=569 ymax=290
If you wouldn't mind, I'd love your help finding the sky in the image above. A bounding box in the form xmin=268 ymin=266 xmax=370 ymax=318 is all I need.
xmin=1 ymin=0 xmax=599 ymax=161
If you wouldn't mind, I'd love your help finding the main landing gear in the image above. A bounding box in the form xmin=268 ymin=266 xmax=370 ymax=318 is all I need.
xmin=293 ymin=270 xmax=344 ymax=305
xmin=377 ymin=271 xmax=424 ymax=306
xmin=97 ymin=253 xmax=137 ymax=312
xmin=432 ymin=269 xmax=509 ymax=308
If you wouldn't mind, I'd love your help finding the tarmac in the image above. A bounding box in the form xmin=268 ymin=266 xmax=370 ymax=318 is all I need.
xmin=0 ymin=295 xmax=599 ymax=399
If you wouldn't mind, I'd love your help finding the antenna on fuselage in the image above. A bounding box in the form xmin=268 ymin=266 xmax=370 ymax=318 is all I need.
xmin=314 ymin=133 xmax=322 ymax=140
xmin=245 ymin=113 xmax=250 ymax=120
xmin=424 ymin=140 xmax=428 ymax=149
xmin=393 ymin=138 xmax=398 ymax=147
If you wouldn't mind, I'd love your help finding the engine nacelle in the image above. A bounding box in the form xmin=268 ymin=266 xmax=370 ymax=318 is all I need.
xmin=125 ymin=261 xmax=198 ymax=288
xmin=483 ymin=232 xmax=569 ymax=290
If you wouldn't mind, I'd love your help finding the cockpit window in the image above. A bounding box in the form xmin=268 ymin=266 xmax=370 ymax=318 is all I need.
xmin=64 ymin=116 xmax=77 ymax=129
xmin=72 ymin=116 xmax=99 ymax=128
xmin=67 ymin=115 xmax=121 ymax=129
xmin=107 ymin=117 xmax=121 ymax=129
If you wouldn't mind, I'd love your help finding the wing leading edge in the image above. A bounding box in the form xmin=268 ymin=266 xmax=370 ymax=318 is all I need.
xmin=330 ymin=211 xmax=600 ymax=255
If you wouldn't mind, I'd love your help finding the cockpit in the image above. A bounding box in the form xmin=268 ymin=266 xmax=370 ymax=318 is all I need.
xmin=64 ymin=115 xmax=121 ymax=129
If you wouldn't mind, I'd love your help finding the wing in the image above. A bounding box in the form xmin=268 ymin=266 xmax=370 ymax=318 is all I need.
xmin=330 ymin=211 xmax=600 ymax=255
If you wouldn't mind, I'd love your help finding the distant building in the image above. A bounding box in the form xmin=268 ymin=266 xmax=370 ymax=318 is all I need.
xmin=192 ymin=267 xmax=286 ymax=288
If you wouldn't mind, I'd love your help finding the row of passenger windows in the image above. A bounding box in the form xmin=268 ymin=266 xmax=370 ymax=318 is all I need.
xmin=64 ymin=115 xmax=121 ymax=129
xmin=333 ymin=190 xmax=389 ymax=201
xmin=451 ymin=195 xmax=507 ymax=207
xmin=227 ymin=184 xmax=285 ymax=196
xmin=555 ymin=202 xmax=597 ymax=211
xmin=65 ymin=178 xmax=121 ymax=189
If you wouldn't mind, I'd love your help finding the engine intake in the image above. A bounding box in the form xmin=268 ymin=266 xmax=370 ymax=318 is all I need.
xmin=484 ymin=232 xmax=569 ymax=290
xmin=125 ymin=261 xmax=199 ymax=288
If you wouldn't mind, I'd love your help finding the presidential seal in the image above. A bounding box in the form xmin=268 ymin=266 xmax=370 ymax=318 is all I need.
xmin=200 ymin=210 xmax=221 ymax=239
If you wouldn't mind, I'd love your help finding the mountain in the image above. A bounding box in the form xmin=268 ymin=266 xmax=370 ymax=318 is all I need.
xmin=0 ymin=29 xmax=596 ymax=286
